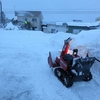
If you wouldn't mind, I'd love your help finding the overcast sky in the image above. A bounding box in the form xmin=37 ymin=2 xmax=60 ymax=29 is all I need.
xmin=2 ymin=0 xmax=100 ymax=10
xmin=1 ymin=0 xmax=100 ymax=22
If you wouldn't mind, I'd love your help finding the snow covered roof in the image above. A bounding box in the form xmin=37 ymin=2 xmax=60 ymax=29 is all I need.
xmin=15 ymin=11 xmax=42 ymax=17
xmin=17 ymin=12 xmax=33 ymax=17
xmin=67 ymin=21 xmax=100 ymax=27
xmin=56 ymin=22 xmax=63 ymax=25
xmin=5 ymin=22 xmax=19 ymax=30
xmin=43 ymin=21 xmax=100 ymax=27
xmin=43 ymin=21 xmax=65 ymax=26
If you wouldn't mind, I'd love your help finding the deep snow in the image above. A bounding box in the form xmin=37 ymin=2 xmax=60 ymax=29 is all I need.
xmin=0 ymin=29 xmax=100 ymax=100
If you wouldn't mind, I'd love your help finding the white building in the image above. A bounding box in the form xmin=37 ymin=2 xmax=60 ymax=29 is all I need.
xmin=42 ymin=22 xmax=68 ymax=33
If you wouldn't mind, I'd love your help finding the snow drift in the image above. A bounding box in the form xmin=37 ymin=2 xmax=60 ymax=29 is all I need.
xmin=0 ymin=29 xmax=100 ymax=100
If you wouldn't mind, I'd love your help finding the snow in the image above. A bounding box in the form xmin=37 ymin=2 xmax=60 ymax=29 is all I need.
xmin=5 ymin=22 xmax=19 ymax=30
xmin=67 ymin=21 xmax=100 ymax=27
xmin=0 ymin=23 xmax=100 ymax=100
xmin=56 ymin=22 xmax=63 ymax=25
xmin=54 ymin=21 xmax=100 ymax=27
xmin=17 ymin=11 xmax=34 ymax=17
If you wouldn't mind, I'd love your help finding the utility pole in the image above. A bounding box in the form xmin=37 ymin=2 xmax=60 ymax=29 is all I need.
xmin=14 ymin=6 xmax=16 ymax=12
xmin=0 ymin=1 xmax=2 ymax=23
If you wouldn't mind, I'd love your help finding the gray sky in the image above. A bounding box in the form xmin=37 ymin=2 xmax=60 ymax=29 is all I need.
xmin=2 ymin=0 xmax=100 ymax=10
xmin=1 ymin=0 xmax=100 ymax=22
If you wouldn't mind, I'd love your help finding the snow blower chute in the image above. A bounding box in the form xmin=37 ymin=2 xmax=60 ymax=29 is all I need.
xmin=48 ymin=37 xmax=100 ymax=87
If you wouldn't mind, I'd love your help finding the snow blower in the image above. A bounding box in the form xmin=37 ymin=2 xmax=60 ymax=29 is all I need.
xmin=48 ymin=37 xmax=100 ymax=87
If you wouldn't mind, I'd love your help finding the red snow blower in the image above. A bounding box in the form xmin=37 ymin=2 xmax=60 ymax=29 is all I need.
xmin=48 ymin=37 xmax=100 ymax=87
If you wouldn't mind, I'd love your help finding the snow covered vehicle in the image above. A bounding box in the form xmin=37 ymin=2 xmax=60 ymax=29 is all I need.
xmin=48 ymin=37 xmax=100 ymax=87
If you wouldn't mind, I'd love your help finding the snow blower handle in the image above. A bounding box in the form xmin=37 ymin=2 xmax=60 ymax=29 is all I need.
xmin=95 ymin=58 xmax=100 ymax=62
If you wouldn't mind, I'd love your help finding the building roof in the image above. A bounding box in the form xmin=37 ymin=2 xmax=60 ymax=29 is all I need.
xmin=43 ymin=21 xmax=66 ymax=26
xmin=15 ymin=11 xmax=43 ymax=18
xmin=56 ymin=22 xmax=63 ymax=25
xmin=43 ymin=21 xmax=100 ymax=27
xmin=67 ymin=21 xmax=100 ymax=27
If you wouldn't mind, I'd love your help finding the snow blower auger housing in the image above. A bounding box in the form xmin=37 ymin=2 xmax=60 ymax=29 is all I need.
xmin=48 ymin=37 xmax=100 ymax=88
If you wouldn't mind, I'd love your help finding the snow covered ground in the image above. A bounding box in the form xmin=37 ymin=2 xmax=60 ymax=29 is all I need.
xmin=0 ymin=28 xmax=100 ymax=100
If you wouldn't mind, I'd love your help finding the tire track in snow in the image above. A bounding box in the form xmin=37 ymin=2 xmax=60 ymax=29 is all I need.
xmin=70 ymin=79 xmax=100 ymax=100
xmin=29 ymin=67 xmax=80 ymax=100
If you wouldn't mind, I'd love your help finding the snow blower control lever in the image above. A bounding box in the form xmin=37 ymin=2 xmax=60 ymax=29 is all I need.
xmin=95 ymin=57 xmax=100 ymax=62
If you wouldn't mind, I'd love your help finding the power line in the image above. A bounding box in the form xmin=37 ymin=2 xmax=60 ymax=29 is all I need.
xmin=65 ymin=4 xmax=100 ymax=10
xmin=3 ymin=10 xmax=100 ymax=14
xmin=42 ymin=10 xmax=100 ymax=14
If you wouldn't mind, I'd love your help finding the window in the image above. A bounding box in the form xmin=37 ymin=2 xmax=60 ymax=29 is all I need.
xmin=25 ymin=18 xmax=27 ymax=21
xmin=23 ymin=18 xmax=27 ymax=21
xmin=32 ymin=18 xmax=37 ymax=22
xmin=51 ymin=29 xmax=55 ymax=33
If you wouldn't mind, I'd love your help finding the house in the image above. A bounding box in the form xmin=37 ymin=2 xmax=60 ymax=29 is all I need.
xmin=15 ymin=11 xmax=43 ymax=30
xmin=67 ymin=22 xmax=99 ymax=34
xmin=42 ymin=21 xmax=100 ymax=34
xmin=42 ymin=22 xmax=68 ymax=33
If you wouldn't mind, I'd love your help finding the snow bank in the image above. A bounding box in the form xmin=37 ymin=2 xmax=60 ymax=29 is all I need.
xmin=0 ymin=29 xmax=100 ymax=100
xmin=71 ymin=29 xmax=100 ymax=57
xmin=5 ymin=22 xmax=19 ymax=30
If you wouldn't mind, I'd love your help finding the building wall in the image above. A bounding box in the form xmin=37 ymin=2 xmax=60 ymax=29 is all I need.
xmin=43 ymin=24 xmax=68 ymax=33
xmin=56 ymin=25 xmax=68 ymax=33
xmin=36 ymin=17 xmax=42 ymax=30
xmin=46 ymin=24 xmax=56 ymax=33
xmin=17 ymin=16 xmax=42 ymax=30
xmin=68 ymin=26 xmax=89 ymax=34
